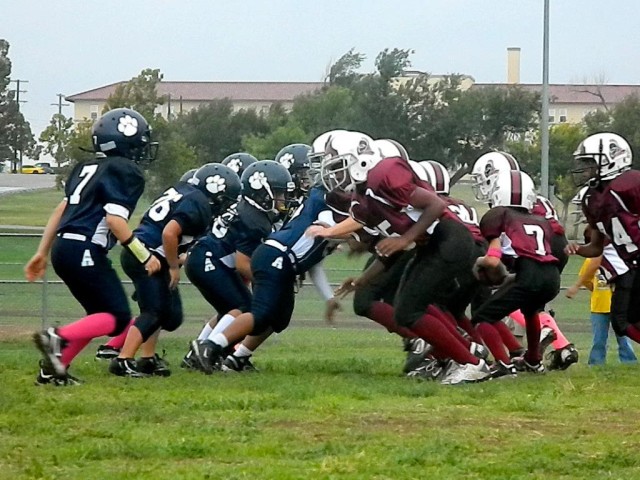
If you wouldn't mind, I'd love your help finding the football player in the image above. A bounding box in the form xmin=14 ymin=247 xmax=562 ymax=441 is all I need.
xmin=180 ymin=160 xmax=294 ymax=370
xmin=566 ymin=132 xmax=640 ymax=344
xmin=109 ymin=163 xmax=241 ymax=377
xmin=472 ymin=170 xmax=561 ymax=376
xmin=190 ymin=180 xmax=344 ymax=374
xmin=27 ymin=108 xmax=158 ymax=385
xmin=310 ymin=131 xmax=491 ymax=385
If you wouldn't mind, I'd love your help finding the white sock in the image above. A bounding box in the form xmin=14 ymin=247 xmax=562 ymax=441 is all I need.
xmin=208 ymin=313 xmax=235 ymax=340
xmin=211 ymin=333 xmax=229 ymax=348
xmin=234 ymin=344 xmax=253 ymax=358
xmin=197 ymin=323 xmax=214 ymax=341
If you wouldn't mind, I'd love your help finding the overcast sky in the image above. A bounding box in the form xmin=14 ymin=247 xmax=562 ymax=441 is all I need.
xmin=4 ymin=0 xmax=640 ymax=139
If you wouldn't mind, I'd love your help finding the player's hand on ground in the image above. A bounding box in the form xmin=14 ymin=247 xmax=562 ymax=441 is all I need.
xmin=325 ymin=298 xmax=342 ymax=325
xmin=168 ymin=266 xmax=180 ymax=289
xmin=564 ymin=242 xmax=581 ymax=255
xmin=305 ymin=225 xmax=328 ymax=238
xmin=335 ymin=277 xmax=359 ymax=298
xmin=375 ymin=237 xmax=410 ymax=257
xmin=24 ymin=253 xmax=47 ymax=282
xmin=145 ymin=255 xmax=162 ymax=276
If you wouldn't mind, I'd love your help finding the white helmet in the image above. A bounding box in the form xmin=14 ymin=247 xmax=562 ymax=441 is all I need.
xmin=408 ymin=160 xmax=430 ymax=182
xmin=419 ymin=160 xmax=450 ymax=195
xmin=490 ymin=170 xmax=536 ymax=211
xmin=572 ymin=132 xmax=632 ymax=184
xmin=320 ymin=131 xmax=381 ymax=191
xmin=373 ymin=138 xmax=410 ymax=161
xmin=471 ymin=151 xmax=520 ymax=202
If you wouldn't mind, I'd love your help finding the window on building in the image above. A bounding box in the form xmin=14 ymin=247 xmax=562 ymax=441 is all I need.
xmin=558 ymin=109 xmax=567 ymax=123
xmin=90 ymin=104 xmax=99 ymax=121
xmin=548 ymin=109 xmax=555 ymax=124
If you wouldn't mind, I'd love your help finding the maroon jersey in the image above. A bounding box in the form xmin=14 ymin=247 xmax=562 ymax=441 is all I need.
xmin=325 ymin=189 xmax=379 ymax=245
xmin=582 ymin=170 xmax=640 ymax=264
xmin=350 ymin=157 xmax=457 ymax=239
xmin=480 ymin=206 xmax=558 ymax=263
xmin=443 ymin=196 xmax=484 ymax=243
xmin=533 ymin=195 xmax=565 ymax=236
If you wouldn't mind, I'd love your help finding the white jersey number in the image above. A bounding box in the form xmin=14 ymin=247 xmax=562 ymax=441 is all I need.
xmin=69 ymin=165 xmax=99 ymax=205
xmin=523 ymin=224 xmax=547 ymax=256
xmin=148 ymin=188 xmax=184 ymax=222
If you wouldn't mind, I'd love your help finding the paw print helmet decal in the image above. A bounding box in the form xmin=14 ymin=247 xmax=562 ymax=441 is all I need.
xmin=240 ymin=160 xmax=294 ymax=215
xmin=275 ymin=143 xmax=312 ymax=196
xmin=92 ymin=108 xmax=158 ymax=163
xmin=222 ymin=152 xmax=258 ymax=178
xmin=190 ymin=163 xmax=241 ymax=216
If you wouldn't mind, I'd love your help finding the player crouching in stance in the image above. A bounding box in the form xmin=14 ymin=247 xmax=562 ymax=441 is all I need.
xmin=27 ymin=108 xmax=158 ymax=385
xmin=109 ymin=163 xmax=241 ymax=377
xmin=190 ymin=181 xmax=343 ymax=374
xmin=471 ymin=170 xmax=561 ymax=377
xmin=310 ymin=131 xmax=491 ymax=385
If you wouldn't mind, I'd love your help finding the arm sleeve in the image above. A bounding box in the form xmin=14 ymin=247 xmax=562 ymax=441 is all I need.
xmin=308 ymin=262 xmax=334 ymax=301
xmin=373 ymin=162 xmax=417 ymax=209
xmin=479 ymin=208 xmax=505 ymax=241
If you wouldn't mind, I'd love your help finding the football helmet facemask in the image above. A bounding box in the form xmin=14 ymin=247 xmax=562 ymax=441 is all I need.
xmin=572 ymin=132 xmax=632 ymax=186
xmin=240 ymin=160 xmax=295 ymax=219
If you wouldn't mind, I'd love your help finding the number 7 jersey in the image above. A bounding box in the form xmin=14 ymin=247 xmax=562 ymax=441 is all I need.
xmin=479 ymin=206 xmax=558 ymax=263
xmin=57 ymin=156 xmax=145 ymax=249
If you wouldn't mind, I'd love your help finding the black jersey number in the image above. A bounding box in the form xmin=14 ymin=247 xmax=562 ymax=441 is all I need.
xmin=69 ymin=165 xmax=98 ymax=205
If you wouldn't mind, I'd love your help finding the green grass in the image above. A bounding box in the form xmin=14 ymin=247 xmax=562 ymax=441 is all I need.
xmin=1 ymin=187 xmax=636 ymax=479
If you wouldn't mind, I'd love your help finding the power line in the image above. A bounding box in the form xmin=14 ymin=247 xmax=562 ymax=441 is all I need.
xmin=9 ymin=79 xmax=29 ymax=173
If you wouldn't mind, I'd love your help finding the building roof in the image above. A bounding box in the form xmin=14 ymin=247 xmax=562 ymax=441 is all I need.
xmin=472 ymin=83 xmax=640 ymax=104
xmin=66 ymin=81 xmax=325 ymax=103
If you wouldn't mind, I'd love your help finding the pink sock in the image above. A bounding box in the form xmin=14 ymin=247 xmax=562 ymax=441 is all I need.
xmin=58 ymin=312 xmax=117 ymax=342
xmin=476 ymin=322 xmax=511 ymax=364
xmin=61 ymin=338 xmax=92 ymax=367
xmin=104 ymin=318 xmax=134 ymax=349
xmin=367 ymin=302 xmax=415 ymax=338
xmin=539 ymin=312 xmax=570 ymax=349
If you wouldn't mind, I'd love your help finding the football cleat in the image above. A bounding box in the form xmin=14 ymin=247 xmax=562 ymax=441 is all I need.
xmin=402 ymin=338 xmax=432 ymax=374
xmin=190 ymin=340 xmax=223 ymax=374
xmin=406 ymin=357 xmax=445 ymax=381
xmin=221 ymin=354 xmax=258 ymax=373
xmin=440 ymin=359 xmax=491 ymax=385
xmin=33 ymin=327 xmax=67 ymax=376
xmin=489 ymin=361 xmax=518 ymax=380
xmin=470 ymin=342 xmax=489 ymax=361
xmin=108 ymin=358 xmax=146 ymax=378
xmin=538 ymin=327 xmax=557 ymax=357
xmin=512 ymin=355 xmax=546 ymax=374
xmin=35 ymin=360 xmax=82 ymax=386
xmin=95 ymin=345 xmax=121 ymax=360
xmin=137 ymin=354 xmax=171 ymax=377
xmin=546 ymin=344 xmax=579 ymax=371
xmin=180 ymin=343 xmax=199 ymax=370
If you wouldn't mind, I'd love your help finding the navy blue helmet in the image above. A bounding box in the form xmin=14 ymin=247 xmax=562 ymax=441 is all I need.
xmin=240 ymin=160 xmax=294 ymax=216
xmin=275 ymin=143 xmax=312 ymax=195
xmin=222 ymin=153 xmax=258 ymax=178
xmin=189 ymin=163 xmax=242 ymax=216
xmin=91 ymin=108 xmax=157 ymax=162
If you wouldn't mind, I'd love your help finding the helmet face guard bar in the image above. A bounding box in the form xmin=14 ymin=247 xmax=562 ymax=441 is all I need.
xmin=320 ymin=154 xmax=357 ymax=192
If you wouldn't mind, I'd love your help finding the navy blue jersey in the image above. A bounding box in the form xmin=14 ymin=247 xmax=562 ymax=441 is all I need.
xmin=192 ymin=199 xmax=273 ymax=268
xmin=135 ymin=182 xmax=212 ymax=257
xmin=57 ymin=156 xmax=145 ymax=249
xmin=268 ymin=186 xmax=338 ymax=273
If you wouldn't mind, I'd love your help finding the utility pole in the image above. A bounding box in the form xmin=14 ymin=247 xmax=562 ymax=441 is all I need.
xmin=9 ymin=79 xmax=28 ymax=173
xmin=540 ymin=0 xmax=550 ymax=198
xmin=50 ymin=93 xmax=70 ymax=167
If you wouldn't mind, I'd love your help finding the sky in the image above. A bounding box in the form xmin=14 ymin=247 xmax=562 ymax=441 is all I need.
xmin=3 ymin=0 xmax=640 ymax=139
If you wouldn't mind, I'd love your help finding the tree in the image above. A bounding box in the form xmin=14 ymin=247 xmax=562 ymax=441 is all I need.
xmin=242 ymin=124 xmax=309 ymax=159
xmin=0 ymin=39 xmax=37 ymax=172
xmin=104 ymin=68 xmax=165 ymax=120
xmin=610 ymin=94 xmax=640 ymax=169
xmin=39 ymin=113 xmax=74 ymax=167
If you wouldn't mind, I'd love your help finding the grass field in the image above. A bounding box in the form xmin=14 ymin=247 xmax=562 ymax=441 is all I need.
xmin=2 ymin=188 xmax=640 ymax=479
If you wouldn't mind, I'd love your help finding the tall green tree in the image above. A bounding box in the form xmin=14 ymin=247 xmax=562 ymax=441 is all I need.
xmin=0 ymin=39 xmax=37 ymax=172
xmin=39 ymin=113 xmax=74 ymax=167
xmin=611 ymin=94 xmax=640 ymax=169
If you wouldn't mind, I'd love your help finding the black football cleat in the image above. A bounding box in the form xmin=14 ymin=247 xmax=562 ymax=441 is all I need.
xmin=109 ymin=358 xmax=146 ymax=378
xmin=137 ymin=354 xmax=171 ymax=377
xmin=221 ymin=354 xmax=258 ymax=373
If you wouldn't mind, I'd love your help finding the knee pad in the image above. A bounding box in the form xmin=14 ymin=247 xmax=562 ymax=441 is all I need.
xmin=134 ymin=312 xmax=160 ymax=342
